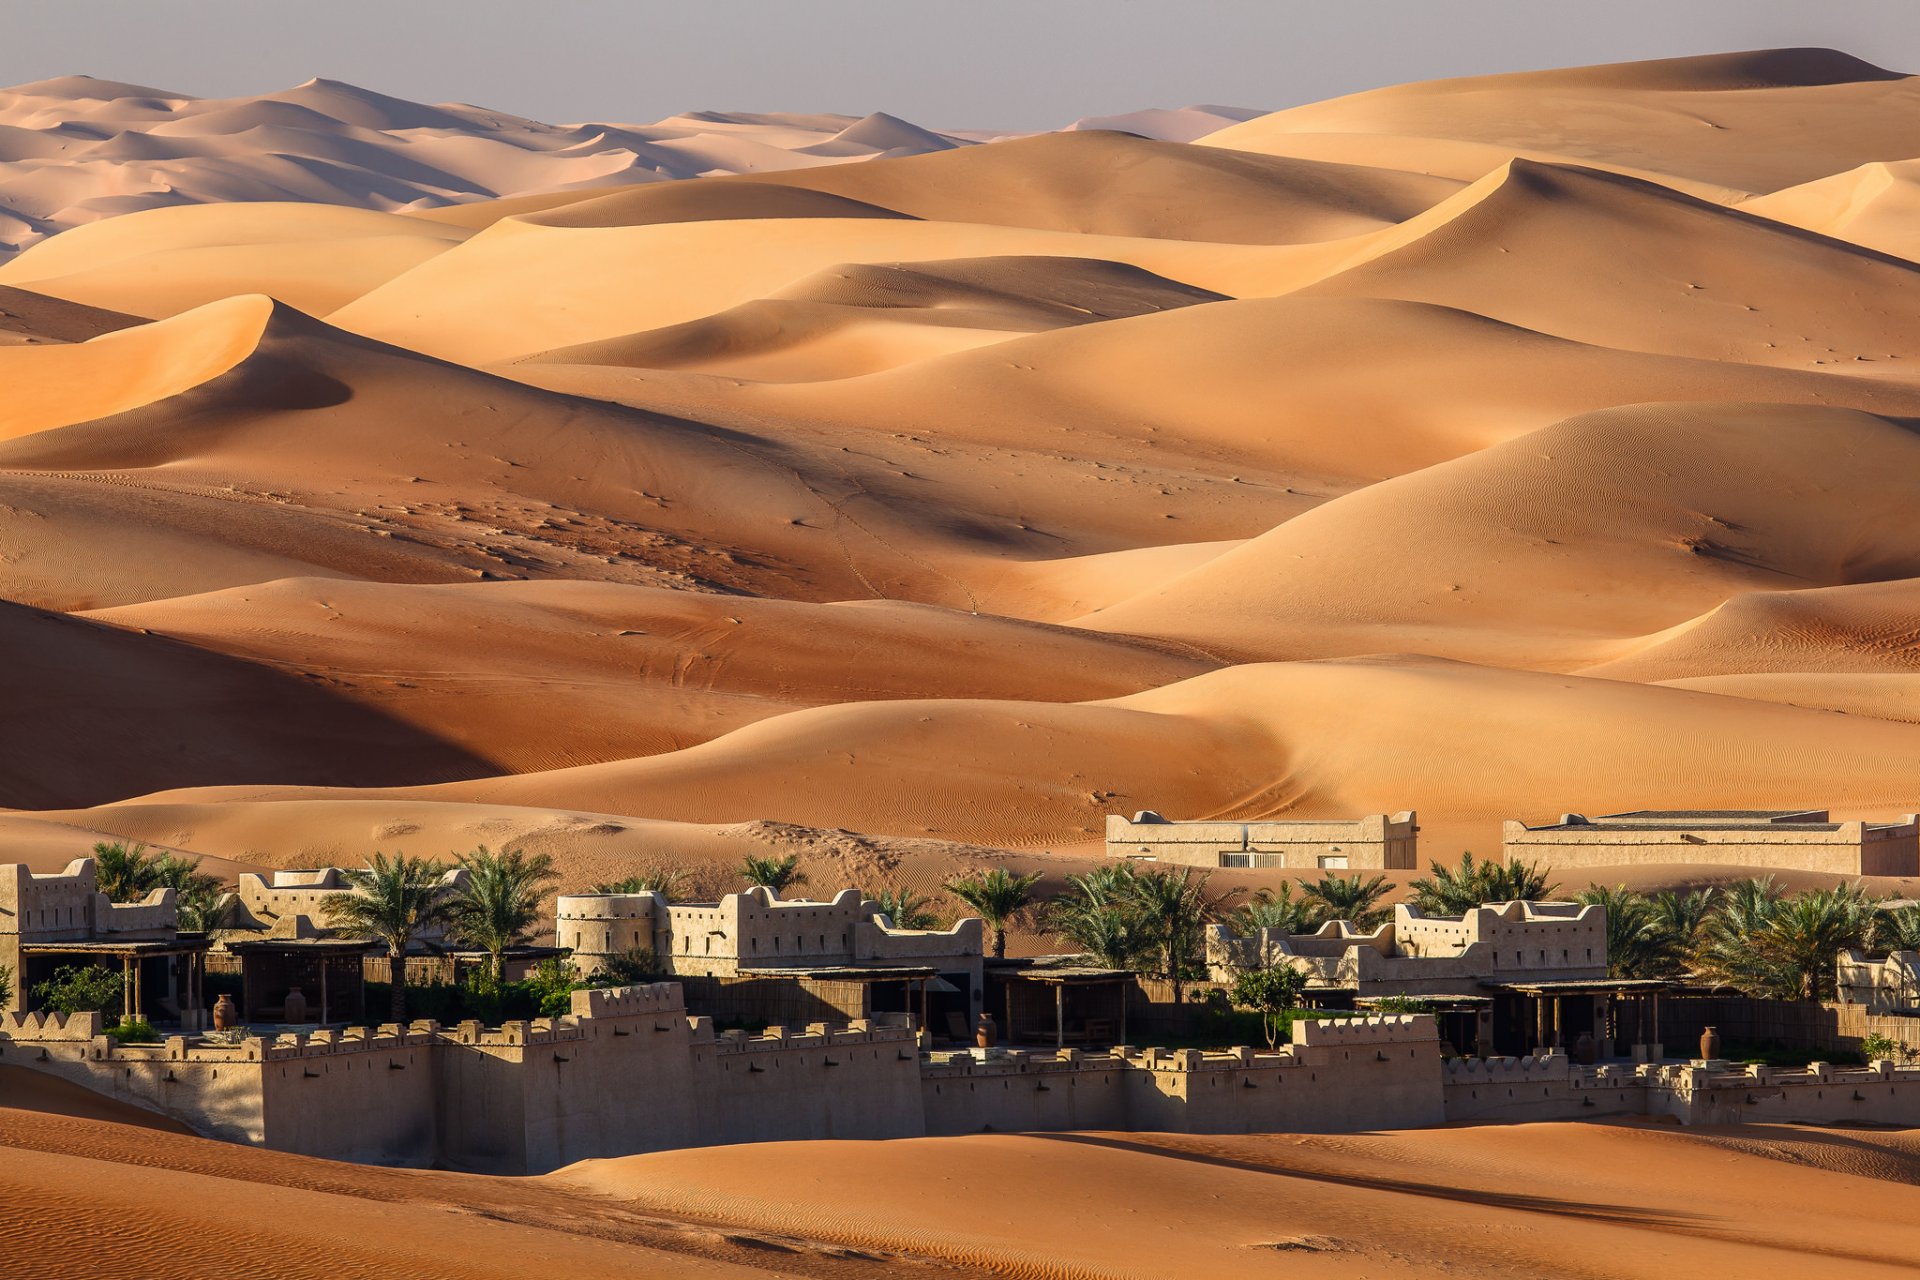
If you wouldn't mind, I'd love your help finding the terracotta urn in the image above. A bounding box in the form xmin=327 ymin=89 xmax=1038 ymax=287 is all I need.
xmin=1572 ymin=1031 xmax=1598 ymax=1065
xmin=212 ymin=992 xmax=237 ymax=1031
xmin=975 ymin=1012 xmax=997 ymax=1049
xmin=1699 ymin=1025 xmax=1722 ymax=1061
xmin=282 ymin=986 xmax=309 ymax=1024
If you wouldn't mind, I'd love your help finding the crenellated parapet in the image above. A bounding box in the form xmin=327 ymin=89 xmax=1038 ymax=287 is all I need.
xmin=568 ymin=981 xmax=684 ymax=1020
xmin=0 ymin=1009 xmax=104 ymax=1040
xmin=705 ymin=1018 xmax=919 ymax=1056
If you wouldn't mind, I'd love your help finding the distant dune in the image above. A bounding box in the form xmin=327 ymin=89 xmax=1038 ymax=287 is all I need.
xmin=3 ymin=46 xmax=1920 ymax=894
xmin=0 ymin=74 xmax=977 ymax=262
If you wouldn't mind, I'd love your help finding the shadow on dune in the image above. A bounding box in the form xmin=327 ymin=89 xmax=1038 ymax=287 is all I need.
xmin=0 ymin=599 xmax=501 ymax=808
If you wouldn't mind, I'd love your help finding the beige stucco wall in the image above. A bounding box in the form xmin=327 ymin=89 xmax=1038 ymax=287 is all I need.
xmin=1106 ymin=812 xmax=1418 ymax=871
xmin=1503 ymin=818 xmax=1920 ymax=876
xmin=1206 ymin=902 xmax=1608 ymax=993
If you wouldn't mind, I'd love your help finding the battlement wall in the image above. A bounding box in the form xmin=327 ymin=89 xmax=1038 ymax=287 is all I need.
xmin=925 ymin=1015 xmax=1446 ymax=1136
xmin=1441 ymin=1054 xmax=1655 ymax=1122
xmin=691 ymin=1015 xmax=926 ymax=1147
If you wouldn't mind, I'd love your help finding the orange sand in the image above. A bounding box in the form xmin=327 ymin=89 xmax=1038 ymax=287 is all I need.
xmin=3 ymin=48 xmax=1919 ymax=892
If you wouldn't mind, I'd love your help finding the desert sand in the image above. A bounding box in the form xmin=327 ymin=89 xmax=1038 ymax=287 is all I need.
xmin=10 ymin=1080 xmax=1920 ymax=1279
xmin=9 ymin=43 xmax=1920 ymax=1278
xmin=2 ymin=48 xmax=1919 ymax=901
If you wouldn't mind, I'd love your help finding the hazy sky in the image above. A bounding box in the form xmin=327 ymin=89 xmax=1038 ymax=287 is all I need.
xmin=6 ymin=0 xmax=1918 ymax=131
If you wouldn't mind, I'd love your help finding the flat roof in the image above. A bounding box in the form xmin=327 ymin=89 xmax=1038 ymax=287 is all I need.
xmin=736 ymin=965 xmax=939 ymax=982
xmin=1602 ymin=809 xmax=1822 ymax=821
xmin=1483 ymin=979 xmax=1672 ymax=995
xmin=21 ymin=938 xmax=212 ymax=956
xmin=223 ymin=938 xmax=385 ymax=954
xmin=988 ymin=956 xmax=1136 ymax=982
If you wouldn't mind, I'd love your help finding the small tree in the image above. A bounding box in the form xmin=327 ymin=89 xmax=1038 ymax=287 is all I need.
xmin=741 ymin=853 xmax=807 ymax=895
xmin=946 ymin=868 xmax=1043 ymax=959
xmin=870 ymin=887 xmax=941 ymax=930
xmin=0 ymin=963 xmax=13 ymax=1009
xmin=33 ymin=964 xmax=125 ymax=1018
xmin=1230 ymin=965 xmax=1306 ymax=1049
xmin=324 ymin=852 xmax=456 ymax=1022
xmin=1300 ymin=872 xmax=1392 ymax=930
xmin=447 ymin=846 xmax=560 ymax=986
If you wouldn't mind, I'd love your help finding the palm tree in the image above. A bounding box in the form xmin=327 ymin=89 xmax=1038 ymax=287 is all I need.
xmin=92 ymin=841 xmax=159 ymax=901
xmin=447 ymin=846 xmax=560 ymax=986
xmin=593 ymin=864 xmax=688 ymax=900
xmin=1575 ymin=885 xmax=1666 ymax=979
xmin=870 ymin=887 xmax=941 ymax=930
xmin=323 ymin=853 xmax=456 ymax=1022
xmin=1127 ymin=867 xmax=1217 ymax=1006
xmin=1872 ymin=903 xmax=1920 ymax=955
xmin=1228 ymin=882 xmax=1322 ymax=936
xmin=1407 ymin=852 xmax=1558 ymax=914
xmin=1490 ymin=857 xmax=1558 ymax=903
xmin=1049 ymin=864 xmax=1154 ymax=972
xmin=149 ymin=854 xmax=227 ymax=931
xmin=1758 ymin=883 xmax=1879 ymax=1001
xmin=1300 ymin=872 xmax=1392 ymax=930
xmin=946 ymin=868 xmax=1043 ymax=958
xmin=740 ymin=853 xmax=807 ymax=895
xmin=1693 ymin=877 xmax=1793 ymax=998
xmin=1648 ymin=887 xmax=1718 ymax=977
xmin=1405 ymin=852 xmax=1495 ymax=915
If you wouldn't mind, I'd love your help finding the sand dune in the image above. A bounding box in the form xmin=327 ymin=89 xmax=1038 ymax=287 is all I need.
xmin=519 ymin=256 xmax=1226 ymax=381
xmin=0 ymin=202 xmax=473 ymax=317
xmin=0 ymin=73 xmax=970 ymax=262
xmin=1303 ymin=159 xmax=1920 ymax=371
xmin=74 ymin=656 xmax=1920 ymax=861
xmin=0 ymin=282 xmax=140 ymax=343
xmin=4 ymin=45 xmax=1920 ymax=917
xmin=74 ymin=577 xmax=1212 ymax=791
xmin=572 ymin=1122 xmax=1920 ymax=1279
xmin=0 ymin=592 xmax=492 ymax=809
xmin=1745 ymin=158 xmax=1920 ymax=262
xmin=1204 ymin=48 xmax=1920 ymax=194
xmin=1082 ymin=403 xmax=1920 ymax=667
xmin=18 ymin=1083 xmax=1920 ymax=1280
xmin=1587 ymin=579 xmax=1920 ymax=682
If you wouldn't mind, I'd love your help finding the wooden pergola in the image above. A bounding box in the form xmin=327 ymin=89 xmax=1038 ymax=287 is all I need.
xmin=988 ymin=960 xmax=1134 ymax=1049
xmin=1485 ymin=978 xmax=1671 ymax=1058
xmin=224 ymin=936 xmax=383 ymax=1025
xmin=21 ymin=937 xmax=214 ymax=1026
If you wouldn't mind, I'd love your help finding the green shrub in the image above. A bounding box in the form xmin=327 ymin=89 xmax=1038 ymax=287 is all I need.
xmin=32 ymin=964 xmax=125 ymax=1016
xmin=105 ymin=1019 xmax=159 ymax=1045
xmin=1862 ymin=1032 xmax=1903 ymax=1063
xmin=1368 ymin=996 xmax=1437 ymax=1014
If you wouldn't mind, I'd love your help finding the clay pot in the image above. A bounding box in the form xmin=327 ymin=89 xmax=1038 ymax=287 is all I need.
xmin=1700 ymin=1025 xmax=1722 ymax=1061
xmin=1572 ymin=1031 xmax=1598 ymax=1065
xmin=212 ymin=992 xmax=237 ymax=1032
xmin=975 ymin=1012 xmax=998 ymax=1049
xmin=282 ymin=986 xmax=308 ymax=1024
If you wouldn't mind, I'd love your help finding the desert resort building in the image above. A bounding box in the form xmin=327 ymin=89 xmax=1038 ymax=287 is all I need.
xmin=1106 ymin=810 xmax=1420 ymax=870
xmin=15 ymin=849 xmax=1920 ymax=1171
xmin=1503 ymin=809 xmax=1920 ymax=876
